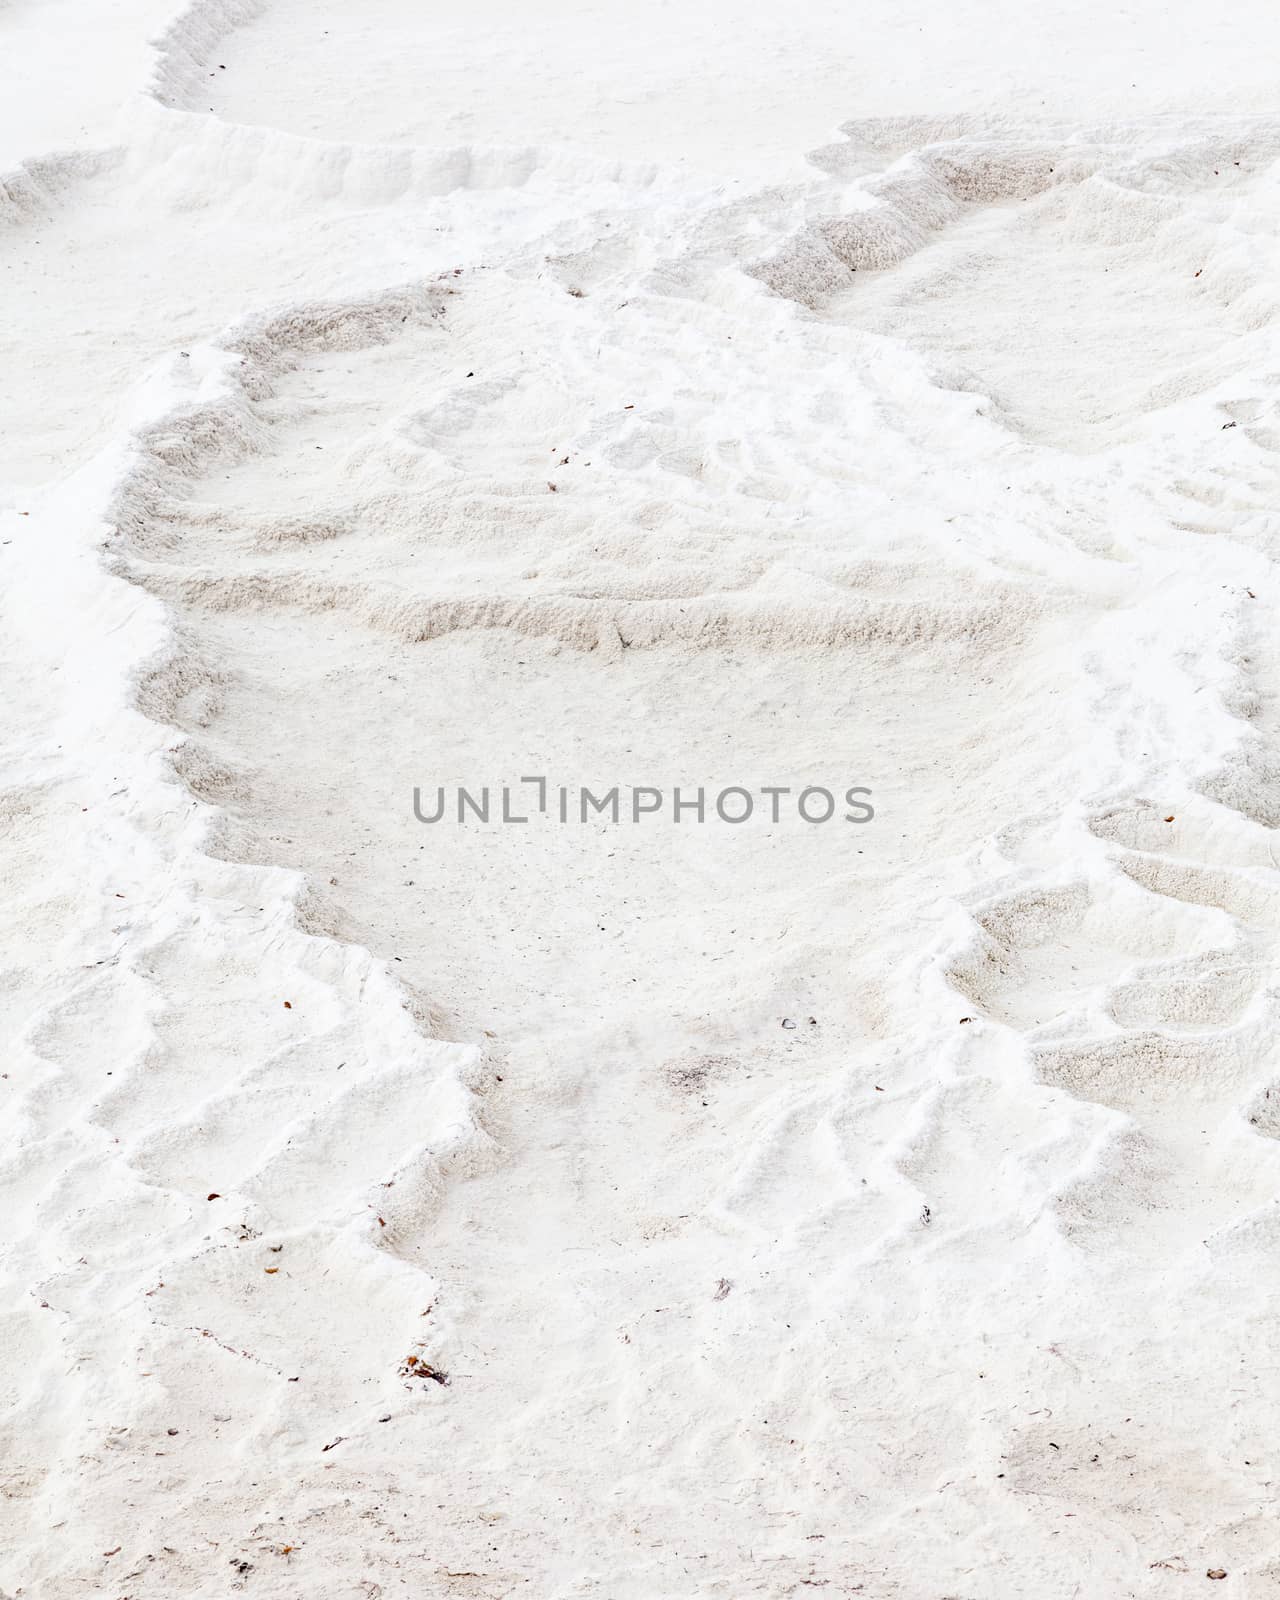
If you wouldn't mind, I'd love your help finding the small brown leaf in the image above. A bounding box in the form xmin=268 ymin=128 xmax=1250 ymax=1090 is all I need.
xmin=207 ymin=1192 xmax=221 ymax=1201
xmin=400 ymin=1353 xmax=449 ymax=1384
xmin=283 ymin=1000 xmax=292 ymax=1009
xmin=264 ymin=1267 xmax=279 ymax=1275
xmin=1207 ymin=1571 xmax=1227 ymax=1581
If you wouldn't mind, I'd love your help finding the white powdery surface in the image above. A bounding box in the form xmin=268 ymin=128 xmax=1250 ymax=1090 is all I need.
xmin=4 ymin=2 xmax=1280 ymax=1596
